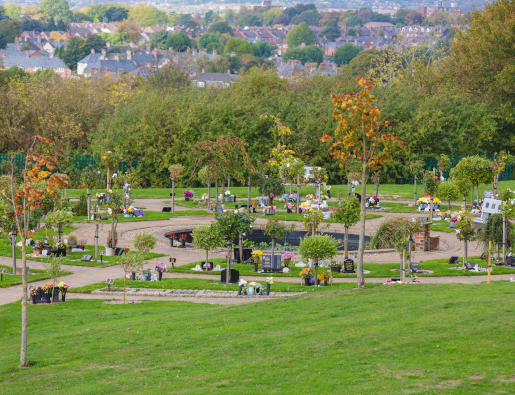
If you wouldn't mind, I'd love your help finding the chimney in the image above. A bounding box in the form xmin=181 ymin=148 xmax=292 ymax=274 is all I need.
xmin=37 ymin=35 xmax=41 ymax=44
xmin=126 ymin=50 xmax=132 ymax=60
xmin=130 ymin=42 xmax=135 ymax=48
xmin=114 ymin=55 xmax=119 ymax=61
xmin=1 ymin=50 xmax=4 ymax=57
xmin=23 ymin=35 xmax=27 ymax=42
xmin=227 ymin=69 xmax=230 ymax=74
xmin=91 ymin=48 xmax=95 ymax=54
xmin=202 ymin=68 xmax=205 ymax=74
xmin=354 ymin=39 xmax=358 ymax=45
xmin=106 ymin=41 xmax=110 ymax=48
xmin=101 ymin=48 xmax=106 ymax=60
xmin=26 ymin=50 xmax=30 ymax=58
xmin=213 ymin=50 xmax=217 ymax=56
xmin=49 ymin=52 xmax=54 ymax=58
xmin=33 ymin=30 xmax=36 ymax=36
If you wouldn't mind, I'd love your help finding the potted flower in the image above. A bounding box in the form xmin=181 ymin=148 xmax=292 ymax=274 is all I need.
xmin=58 ymin=281 xmax=70 ymax=302
xmin=252 ymin=250 xmax=263 ymax=271
xmin=317 ymin=272 xmax=332 ymax=286
xmin=330 ymin=260 xmax=342 ymax=273
xmin=77 ymin=239 xmax=86 ymax=251
xmin=223 ymin=190 xmax=233 ymax=203
xmin=96 ymin=192 xmax=106 ymax=205
xmin=269 ymin=193 xmax=275 ymax=205
xmin=266 ymin=277 xmax=273 ymax=296
xmin=167 ymin=232 xmax=177 ymax=247
xmin=367 ymin=196 xmax=379 ymax=208
xmin=123 ymin=206 xmax=135 ymax=217
xmin=67 ymin=233 xmax=77 ymax=251
xmin=299 ymin=268 xmax=314 ymax=286
xmin=179 ymin=233 xmax=187 ymax=248
xmin=33 ymin=240 xmax=42 ymax=256
xmin=264 ymin=205 xmax=276 ymax=215
xmin=325 ymin=185 xmax=332 ymax=199
xmin=30 ymin=286 xmax=40 ymax=304
xmin=281 ymin=252 xmax=295 ymax=268
xmin=106 ymin=232 xmax=117 ymax=256
xmin=192 ymin=224 xmax=225 ymax=271
xmin=155 ymin=263 xmax=167 ymax=281
xmin=57 ymin=241 xmax=67 ymax=257
xmin=183 ymin=190 xmax=194 ymax=201
xmin=284 ymin=202 xmax=295 ymax=213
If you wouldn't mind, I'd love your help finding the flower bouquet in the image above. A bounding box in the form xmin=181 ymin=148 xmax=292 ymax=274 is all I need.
xmin=58 ymin=281 xmax=70 ymax=301
xmin=179 ymin=233 xmax=187 ymax=248
xmin=299 ymin=268 xmax=314 ymax=286
xmin=281 ymin=252 xmax=295 ymax=267
xmin=167 ymin=232 xmax=176 ymax=247
xmin=264 ymin=205 xmax=276 ymax=215
xmin=155 ymin=263 xmax=167 ymax=273
xmin=284 ymin=202 xmax=295 ymax=213
xmin=317 ymin=272 xmax=332 ymax=286
xmin=252 ymin=250 xmax=263 ymax=266
xmin=368 ymin=196 xmax=379 ymax=207
xmin=184 ymin=190 xmax=194 ymax=201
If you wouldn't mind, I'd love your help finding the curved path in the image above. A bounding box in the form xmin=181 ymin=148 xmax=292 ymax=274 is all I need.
xmin=0 ymin=199 xmax=492 ymax=306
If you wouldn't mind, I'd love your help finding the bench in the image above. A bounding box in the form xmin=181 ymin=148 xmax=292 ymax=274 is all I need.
xmin=474 ymin=198 xmax=502 ymax=224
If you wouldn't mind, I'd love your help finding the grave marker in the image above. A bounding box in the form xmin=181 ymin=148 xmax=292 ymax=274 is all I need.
xmin=80 ymin=255 xmax=93 ymax=262
xmin=169 ymin=257 xmax=176 ymax=268
xmin=0 ymin=268 xmax=6 ymax=281
xmin=343 ymin=259 xmax=355 ymax=273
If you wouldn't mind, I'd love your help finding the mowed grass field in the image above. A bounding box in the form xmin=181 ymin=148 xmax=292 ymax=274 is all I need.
xmin=1 ymin=283 xmax=514 ymax=394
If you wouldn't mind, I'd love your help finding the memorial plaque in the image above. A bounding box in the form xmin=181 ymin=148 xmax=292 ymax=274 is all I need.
xmin=106 ymin=279 xmax=114 ymax=284
xmin=0 ymin=268 xmax=7 ymax=274
xmin=215 ymin=205 xmax=223 ymax=214
xmin=409 ymin=262 xmax=420 ymax=272
xmin=142 ymin=270 xmax=151 ymax=281
xmin=262 ymin=255 xmax=281 ymax=272
xmin=80 ymin=254 xmax=93 ymax=262
xmin=99 ymin=250 xmax=106 ymax=256
xmin=343 ymin=259 xmax=355 ymax=273
xmin=162 ymin=207 xmax=171 ymax=212
xmin=220 ymin=268 xmax=239 ymax=284
xmin=448 ymin=256 xmax=459 ymax=264
xmin=100 ymin=214 xmax=108 ymax=220
xmin=169 ymin=257 xmax=176 ymax=263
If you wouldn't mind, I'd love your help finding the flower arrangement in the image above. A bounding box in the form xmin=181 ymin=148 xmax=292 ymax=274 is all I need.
xmin=155 ymin=263 xmax=167 ymax=273
xmin=418 ymin=194 xmax=441 ymax=205
xmin=266 ymin=277 xmax=274 ymax=284
xmin=96 ymin=192 xmax=105 ymax=199
xmin=368 ymin=196 xmax=379 ymax=207
xmin=252 ymin=250 xmax=263 ymax=264
xmin=321 ymin=194 xmax=327 ymax=200
xmin=183 ymin=190 xmax=194 ymax=198
xmin=224 ymin=190 xmax=231 ymax=197
xmin=123 ymin=206 xmax=135 ymax=214
xmin=299 ymin=268 xmax=313 ymax=280
xmin=201 ymin=193 xmax=208 ymax=201
xmin=167 ymin=233 xmax=176 ymax=240
xmin=266 ymin=205 xmax=276 ymax=210
xmin=317 ymin=272 xmax=332 ymax=281
xmin=325 ymin=185 xmax=332 ymax=191
xmin=57 ymin=241 xmax=68 ymax=249
xmin=58 ymin=281 xmax=70 ymax=294
xmin=30 ymin=286 xmax=39 ymax=296
xmin=179 ymin=234 xmax=187 ymax=240
xmin=269 ymin=193 xmax=275 ymax=199
xmin=306 ymin=194 xmax=315 ymax=200
xmin=284 ymin=203 xmax=295 ymax=209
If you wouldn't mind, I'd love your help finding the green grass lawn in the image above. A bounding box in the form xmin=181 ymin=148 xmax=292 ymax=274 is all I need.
xmin=65 ymin=181 xmax=515 ymax=201
xmin=69 ymin=277 xmax=346 ymax=294
xmin=380 ymin=202 xmax=463 ymax=214
xmin=1 ymin=283 xmax=515 ymax=394
xmin=169 ymin=257 xmax=515 ymax=278
xmin=0 ymin=265 xmax=64 ymax=288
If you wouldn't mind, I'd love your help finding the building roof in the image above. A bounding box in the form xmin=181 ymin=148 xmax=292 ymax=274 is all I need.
xmin=1 ymin=55 xmax=69 ymax=70
xmin=364 ymin=22 xmax=396 ymax=28
xmin=192 ymin=73 xmax=238 ymax=83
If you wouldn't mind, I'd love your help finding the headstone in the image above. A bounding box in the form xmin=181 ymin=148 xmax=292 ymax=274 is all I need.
xmin=104 ymin=194 xmax=111 ymax=203
xmin=343 ymin=259 xmax=355 ymax=273
xmin=262 ymin=255 xmax=281 ymax=272
xmin=142 ymin=270 xmax=151 ymax=281
xmin=464 ymin=262 xmax=475 ymax=270
xmin=484 ymin=190 xmax=494 ymax=198
xmin=215 ymin=205 xmax=223 ymax=214
xmin=115 ymin=247 xmax=126 ymax=256
xmin=100 ymin=214 xmax=108 ymax=220
xmin=162 ymin=207 xmax=171 ymax=212
xmin=448 ymin=256 xmax=459 ymax=264
xmin=409 ymin=262 xmax=420 ymax=272
xmin=42 ymin=250 xmax=48 ymax=256
xmin=191 ymin=264 xmax=202 ymax=271
xmin=355 ymin=193 xmax=361 ymax=203
xmin=80 ymin=254 xmax=93 ymax=262
xmin=220 ymin=268 xmax=239 ymax=284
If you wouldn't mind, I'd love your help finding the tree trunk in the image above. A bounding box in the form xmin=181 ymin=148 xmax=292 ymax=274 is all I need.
xmin=12 ymin=233 xmax=16 ymax=274
xmin=208 ymin=177 xmax=211 ymax=212
xmin=344 ymin=226 xmax=349 ymax=259
xmin=408 ymin=235 xmax=412 ymax=267
xmin=123 ymin=275 xmax=126 ymax=304
xmin=314 ymin=259 xmax=319 ymax=287
xmin=347 ymin=179 xmax=351 ymax=195
xmin=171 ymin=176 xmax=175 ymax=214
xmin=228 ymin=174 xmax=231 ymax=190
xmin=494 ymin=174 xmax=499 ymax=195
xmin=375 ymin=181 xmax=379 ymax=198
xmin=247 ymin=176 xmax=251 ymax=214
xmin=272 ymin=238 xmax=275 ymax=258
xmin=239 ymin=233 xmax=243 ymax=263
xmin=87 ymin=187 xmax=90 ymax=220
xmin=401 ymin=249 xmax=405 ymax=282
xmin=106 ymin=168 xmax=110 ymax=191
xmin=430 ymin=200 xmax=433 ymax=223
xmin=471 ymin=185 xmax=474 ymax=206
xmin=464 ymin=240 xmax=468 ymax=268
xmin=476 ymin=185 xmax=480 ymax=209
xmin=503 ymin=216 xmax=507 ymax=264
xmin=357 ymin=161 xmax=367 ymax=288
xmin=206 ymin=250 xmax=209 ymax=266
xmin=226 ymin=242 xmax=231 ymax=285
xmin=296 ymin=174 xmax=300 ymax=214
xmin=111 ymin=217 xmax=116 ymax=249
xmin=215 ymin=180 xmax=219 ymax=207
xmin=94 ymin=223 xmax=99 ymax=262
xmin=463 ymin=194 xmax=466 ymax=210
xmin=20 ymin=240 xmax=27 ymax=367
xmin=414 ymin=175 xmax=417 ymax=206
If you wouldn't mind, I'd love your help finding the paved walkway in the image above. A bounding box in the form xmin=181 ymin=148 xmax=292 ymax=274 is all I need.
xmin=0 ymin=198 xmax=493 ymax=306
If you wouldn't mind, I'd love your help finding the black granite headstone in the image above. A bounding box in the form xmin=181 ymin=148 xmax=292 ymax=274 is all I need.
xmin=448 ymin=256 xmax=459 ymax=264
xmin=409 ymin=262 xmax=420 ymax=272
xmin=162 ymin=207 xmax=171 ymax=212
xmin=220 ymin=268 xmax=239 ymax=284
xmin=262 ymin=255 xmax=281 ymax=272
xmin=343 ymin=259 xmax=355 ymax=273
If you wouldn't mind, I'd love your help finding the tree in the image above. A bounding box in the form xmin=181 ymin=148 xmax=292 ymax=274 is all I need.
xmin=197 ymin=33 xmax=218 ymax=49
xmin=322 ymin=78 xmax=403 ymax=288
xmin=39 ymin=0 xmax=70 ymax=20
xmin=192 ymin=224 xmax=225 ymax=265
xmin=319 ymin=19 xmax=341 ymax=41
xmin=105 ymin=6 xmax=128 ymax=22
xmin=117 ymin=20 xmax=140 ymax=43
xmin=437 ymin=180 xmax=459 ymax=210
xmin=42 ymin=256 xmax=65 ymax=303
xmin=408 ymin=159 xmax=425 ymax=206
xmin=332 ymin=196 xmax=360 ymax=259
xmin=206 ymin=42 xmax=224 ymax=54
xmin=1 ymin=136 xmax=67 ymax=366
xmin=128 ymin=4 xmax=168 ymax=26
xmin=286 ymin=22 xmax=315 ymax=47
xmin=234 ymin=13 xmax=263 ymax=27
xmin=456 ymin=213 xmax=479 ymax=267
xmin=345 ymin=27 xmax=357 ymax=36
xmin=44 ymin=209 xmax=73 ymax=241
xmin=279 ymin=158 xmax=305 ymax=195
xmin=224 ymin=37 xmax=253 ymax=56
xmin=294 ymin=10 xmax=319 ymax=25
xmin=299 ymin=234 xmax=339 ymax=286
xmin=421 ymin=171 xmax=440 ymax=222
xmin=344 ymin=15 xmax=363 ymax=27
xmin=370 ymin=13 xmax=391 ymax=23
xmin=166 ymin=32 xmax=192 ymax=52
xmin=264 ymin=8 xmax=282 ymax=26
xmin=149 ymin=30 xmax=169 ymax=49
xmin=257 ymin=176 xmax=285 ymax=200
xmin=133 ymin=232 xmax=157 ymax=254
xmin=168 ymin=164 xmax=184 ymax=213
xmin=208 ymin=21 xmax=233 ymax=35
xmin=283 ymin=45 xmax=323 ymax=65
xmin=450 ymin=156 xmax=495 ymax=206
xmin=46 ymin=16 xmax=57 ymax=31
xmin=334 ymin=43 xmax=361 ymax=67
xmin=264 ymin=219 xmax=291 ymax=261
xmin=252 ymin=41 xmax=272 ymax=58
xmin=405 ymin=11 xmax=423 ymax=25
xmin=4 ymin=3 xmax=22 ymax=20
xmin=449 ymin=0 xmax=515 ymax=109
xmin=214 ymin=211 xmax=254 ymax=284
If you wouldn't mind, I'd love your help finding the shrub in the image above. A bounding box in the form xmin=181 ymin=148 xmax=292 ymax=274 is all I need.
xmin=369 ymin=217 xmax=406 ymax=249
xmin=67 ymin=233 xmax=78 ymax=247
xmin=107 ymin=231 xmax=118 ymax=248
xmin=73 ymin=193 xmax=88 ymax=216
xmin=133 ymin=232 xmax=157 ymax=253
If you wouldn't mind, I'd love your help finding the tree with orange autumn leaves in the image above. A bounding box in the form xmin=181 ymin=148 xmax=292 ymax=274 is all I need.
xmin=1 ymin=136 xmax=67 ymax=367
xmin=322 ymin=78 xmax=403 ymax=288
